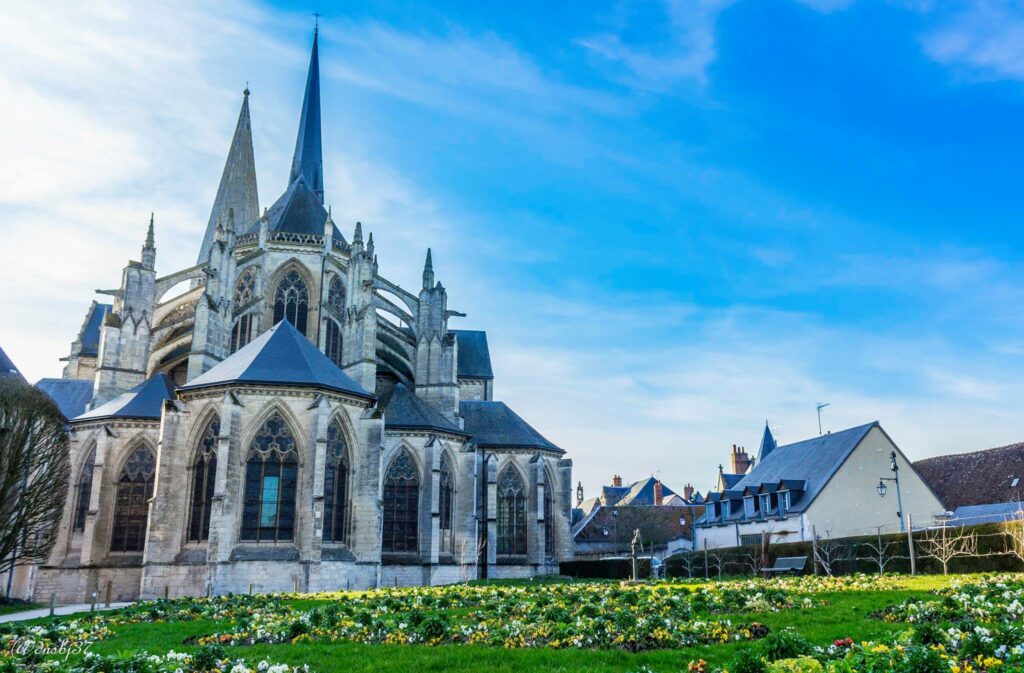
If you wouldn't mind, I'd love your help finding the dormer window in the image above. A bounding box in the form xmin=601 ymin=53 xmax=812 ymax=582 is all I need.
xmin=779 ymin=490 xmax=791 ymax=514
xmin=759 ymin=493 xmax=771 ymax=516
xmin=722 ymin=500 xmax=731 ymax=519
xmin=743 ymin=495 xmax=755 ymax=518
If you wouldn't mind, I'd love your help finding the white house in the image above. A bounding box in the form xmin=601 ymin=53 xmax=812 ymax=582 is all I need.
xmin=695 ymin=421 xmax=945 ymax=550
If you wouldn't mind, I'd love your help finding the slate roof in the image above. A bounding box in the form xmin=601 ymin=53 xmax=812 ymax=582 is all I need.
xmin=378 ymin=383 xmax=468 ymax=436
xmin=180 ymin=320 xmax=372 ymax=399
xmin=606 ymin=477 xmax=678 ymax=507
xmin=74 ymin=373 xmax=176 ymax=423
xmin=459 ymin=400 xmax=561 ymax=451
xmin=289 ymin=29 xmax=323 ymax=200
xmin=36 ymin=379 xmax=94 ymax=420
xmin=573 ymin=505 xmax=698 ymax=547
xmin=451 ymin=330 xmax=494 ymax=379
xmin=949 ymin=501 xmax=1024 ymax=526
xmin=729 ymin=422 xmax=878 ymax=514
xmin=0 ymin=346 xmax=24 ymax=381
xmin=80 ymin=303 xmax=112 ymax=357
xmin=758 ymin=422 xmax=778 ymax=462
xmin=247 ymin=175 xmax=341 ymax=239
xmin=914 ymin=442 xmax=1024 ymax=509
xmin=720 ymin=473 xmax=744 ymax=489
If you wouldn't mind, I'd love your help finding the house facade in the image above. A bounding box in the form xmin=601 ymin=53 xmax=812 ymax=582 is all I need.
xmin=695 ymin=422 xmax=945 ymax=549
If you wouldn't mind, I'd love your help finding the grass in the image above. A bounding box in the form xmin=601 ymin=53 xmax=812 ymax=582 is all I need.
xmin=0 ymin=601 xmax=39 ymax=616
xmin=31 ymin=574 xmax=963 ymax=672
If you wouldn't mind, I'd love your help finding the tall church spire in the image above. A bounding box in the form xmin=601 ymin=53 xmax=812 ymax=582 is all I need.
xmin=288 ymin=27 xmax=324 ymax=202
xmin=198 ymin=89 xmax=260 ymax=263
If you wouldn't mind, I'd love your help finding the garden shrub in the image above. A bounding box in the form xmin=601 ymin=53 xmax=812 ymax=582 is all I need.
xmin=765 ymin=657 xmax=822 ymax=673
xmin=758 ymin=629 xmax=815 ymax=661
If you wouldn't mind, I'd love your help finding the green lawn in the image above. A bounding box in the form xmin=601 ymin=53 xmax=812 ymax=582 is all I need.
xmin=28 ymin=574 xmax=952 ymax=672
xmin=0 ymin=601 xmax=38 ymax=616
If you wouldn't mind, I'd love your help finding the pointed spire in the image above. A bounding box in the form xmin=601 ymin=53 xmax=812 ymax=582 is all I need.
xmin=289 ymin=28 xmax=324 ymax=202
xmin=198 ymin=89 xmax=260 ymax=263
xmin=142 ymin=213 xmax=156 ymax=269
xmin=422 ymin=248 xmax=434 ymax=290
xmin=366 ymin=232 xmax=375 ymax=257
xmin=758 ymin=420 xmax=778 ymax=462
xmin=353 ymin=221 xmax=363 ymax=244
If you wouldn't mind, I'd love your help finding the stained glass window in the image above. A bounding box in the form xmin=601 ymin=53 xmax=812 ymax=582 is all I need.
xmin=325 ymin=319 xmax=343 ymax=368
xmin=231 ymin=314 xmax=255 ymax=353
xmin=187 ymin=417 xmax=219 ymax=542
xmin=110 ymin=445 xmax=156 ymax=553
xmin=234 ymin=267 xmax=256 ymax=306
xmin=327 ymin=274 xmax=345 ymax=315
xmin=241 ymin=414 xmax=298 ymax=543
xmin=382 ymin=449 xmax=419 ymax=553
xmin=322 ymin=420 xmax=349 ymax=543
xmin=497 ymin=466 xmax=527 ymax=556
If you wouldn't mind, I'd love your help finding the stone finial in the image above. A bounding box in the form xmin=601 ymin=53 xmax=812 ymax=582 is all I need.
xmin=422 ymin=248 xmax=434 ymax=290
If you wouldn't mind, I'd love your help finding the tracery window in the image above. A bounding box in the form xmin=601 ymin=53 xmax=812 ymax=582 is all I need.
xmin=327 ymin=274 xmax=345 ymax=315
xmin=241 ymin=414 xmax=298 ymax=543
xmin=73 ymin=447 xmax=96 ymax=532
xmin=110 ymin=445 xmax=156 ymax=553
xmin=272 ymin=270 xmax=309 ymax=333
xmin=322 ymin=420 xmax=349 ymax=543
xmin=187 ymin=416 xmax=219 ymax=542
xmin=544 ymin=471 xmax=555 ymax=555
xmin=230 ymin=314 xmax=255 ymax=353
xmin=497 ymin=466 xmax=527 ymax=556
xmin=234 ymin=268 xmax=256 ymax=307
xmin=439 ymin=454 xmax=455 ymax=555
xmin=382 ymin=449 xmax=419 ymax=553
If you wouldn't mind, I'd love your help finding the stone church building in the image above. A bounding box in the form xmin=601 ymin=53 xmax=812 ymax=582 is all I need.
xmin=34 ymin=29 xmax=573 ymax=602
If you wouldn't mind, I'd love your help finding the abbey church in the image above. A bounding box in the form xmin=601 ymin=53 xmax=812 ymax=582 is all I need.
xmin=33 ymin=29 xmax=573 ymax=602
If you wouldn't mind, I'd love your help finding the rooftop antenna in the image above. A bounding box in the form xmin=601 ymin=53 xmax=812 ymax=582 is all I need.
xmin=816 ymin=402 xmax=830 ymax=436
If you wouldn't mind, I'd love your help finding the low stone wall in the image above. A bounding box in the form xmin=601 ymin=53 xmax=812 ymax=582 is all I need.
xmin=34 ymin=566 xmax=143 ymax=604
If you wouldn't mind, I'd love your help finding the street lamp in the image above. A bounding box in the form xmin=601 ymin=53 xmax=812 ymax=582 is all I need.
xmin=876 ymin=450 xmax=905 ymax=532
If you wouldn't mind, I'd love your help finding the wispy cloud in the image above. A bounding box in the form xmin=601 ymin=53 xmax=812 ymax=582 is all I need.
xmin=921 ymin=1 xmax=1024 ymax=81
xmin=579 ymin=0 xmax=736 ymax=90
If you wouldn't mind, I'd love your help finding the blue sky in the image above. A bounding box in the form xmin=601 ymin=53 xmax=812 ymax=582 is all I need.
xmin=3 ymin=0 xmax=1024 ymax=494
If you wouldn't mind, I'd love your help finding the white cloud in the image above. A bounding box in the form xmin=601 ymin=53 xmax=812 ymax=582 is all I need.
xmin=922 ymin=2 xmax=1024 ymax=81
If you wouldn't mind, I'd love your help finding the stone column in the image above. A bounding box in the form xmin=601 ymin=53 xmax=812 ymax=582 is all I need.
xmin=485 ymin=455 xmax=497 ymax=566
xmin=310 ymin=397 xmax=330 ymax=562
xmin=428 ymin=439 xmax=441 ymax=565
xmin=533 ymin=457 xmax=547 ymax=568
xmin=207 ymin=392 xmax=241 ymax=594
xmin=80 ymin=426 xmax=112 ymax=566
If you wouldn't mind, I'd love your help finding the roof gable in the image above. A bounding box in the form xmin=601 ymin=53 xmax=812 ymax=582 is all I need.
xmin=248 ymin=176 xmax=342 ymax=240
xmin=180 ymin=320 xmax=372 ymax=398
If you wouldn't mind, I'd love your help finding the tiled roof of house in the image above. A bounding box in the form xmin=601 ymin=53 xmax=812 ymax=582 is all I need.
xmin=729 ymin=421 xmax=878 ymax=514
xmin=180 ymin=320 xmax=372 ymax=399
xmin=914 ymin=442 xmax=1024 ymax=510
xmin=573 ymin=505 xmax=698 ymax=546
xmin=0 ymin=346 xmax=24 ymax=381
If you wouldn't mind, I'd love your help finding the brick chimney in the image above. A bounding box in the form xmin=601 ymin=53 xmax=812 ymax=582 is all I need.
xmin=654 ymin=479 xmax=663 ymax=506
xmin=612 ymin=474 xmax=622 ymax=487
xmin=683 ymin=483 xmax=694 ymax=501
xmin=731 ymin=444 xmax=751 ymax=474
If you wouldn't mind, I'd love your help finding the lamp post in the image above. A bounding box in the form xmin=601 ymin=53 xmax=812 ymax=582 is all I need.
xmin=876 ymin=450 xmax=905 ymax=532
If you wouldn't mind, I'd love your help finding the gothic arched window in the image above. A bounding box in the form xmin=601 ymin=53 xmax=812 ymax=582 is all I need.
xmin=327 ymin=274 xmax=345 ymax=315
xmin=241 ymin=414 xmax=298 ymax=543
xmin=273 ymin=270 xmax=309 ymax=333
xmin=73 ymin=447 xmax=96 ymax=532
xmin=234 ymin=267 xmax=256 ymax=307
xmin=497 ymin=466 xmax=527 ymax=556
xmin=231 ymin=314 xmax=255 ymax=353
xmin=544 ymin=470 xmax=555 ymax=555
xmin=187 ymin=416 xmax=219 ymax=542
xmin=322 ymin=419 xmax=349 ymax=543
xmin=439 ymin=454 xmax=455 ymax=555
xmin=382 ymin=449 xmax=419 ymax=553
xmin=325 ymin=319 xmax=343 ymax=368
xmin=110 ymin=445 xmax=156 ymax=553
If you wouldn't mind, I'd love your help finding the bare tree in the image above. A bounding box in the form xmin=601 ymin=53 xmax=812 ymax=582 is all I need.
xmin=1004 ymin=506 xmax=1024 ymax=564
xmin=705 ymin=549 xmax=727 ymax=578
xmin=813 ymin=529 xmax=852 ymax=577
xmin=0 ymin=377 xmax=70 ymax=592
xmin=861 ymin=526 xmax=899 ymax=575
xmin=743 ymin=541 xmax=766 ymax=575
xmin=458 ymin=537 xmax=487 ymax=583
xmin=673 ymin=551 xmax=697 ymax=579
xmin=919 ymin=521 xmax=978 ymax=575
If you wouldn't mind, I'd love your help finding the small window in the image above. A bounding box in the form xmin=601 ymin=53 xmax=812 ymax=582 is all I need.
xmin=1012 ymin=477 xmax=1020 ymax=488
xmin=759 ymin=493 xmax=771 ymax=515
xmin=743 ymin=496 xmax=754 ymax=518
xmin=779 ymin=490 xmax=791 ymax=514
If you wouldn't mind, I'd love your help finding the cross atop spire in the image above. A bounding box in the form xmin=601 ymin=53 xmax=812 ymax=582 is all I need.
xmin=289 ymin=27 xmax=324 ymax=202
